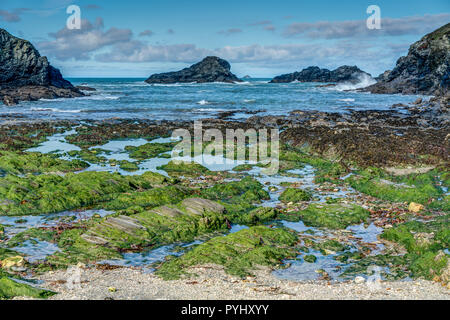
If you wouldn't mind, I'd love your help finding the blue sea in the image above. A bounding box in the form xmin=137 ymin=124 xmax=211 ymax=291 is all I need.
xmin=1 ymin=78 xmax=425 ymax=121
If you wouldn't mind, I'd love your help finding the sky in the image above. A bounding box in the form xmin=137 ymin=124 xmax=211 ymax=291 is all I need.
xmin=0 ymin=0 xmax=449 ymax=77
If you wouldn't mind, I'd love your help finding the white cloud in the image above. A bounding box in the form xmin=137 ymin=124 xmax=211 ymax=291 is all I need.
xmin=284 ymin=14 xmax=450 ymax=38
xmin=38 ymin=18 xmax=132 ymax=60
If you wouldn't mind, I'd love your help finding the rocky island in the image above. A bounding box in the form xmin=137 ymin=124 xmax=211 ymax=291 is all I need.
xmin=364 ymin=23 xmax=450 ymax=95
xmin=270 ymin=65 xmax=371 ymax=84
xmin=0 ymin=29 xmax=83 ymax=106
xmin=145 ymin=56 xmax=242 ymax=84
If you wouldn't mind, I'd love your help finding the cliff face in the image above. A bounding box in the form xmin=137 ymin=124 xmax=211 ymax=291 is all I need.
xmin=146 ymin=56 xmax=242 ymax=84
xmin=0 ymin=29 xmax=82 ymax=105
xmin=365 ymin=23 xmax=450 ymax=96
xmin=270 ymin=66 xmax=371 ymax=84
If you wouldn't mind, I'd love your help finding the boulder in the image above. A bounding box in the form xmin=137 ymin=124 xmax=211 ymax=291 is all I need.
xmin=145 ymin=56 xmax=242 ymax=84
xmin=408 ymin=202 xmax=425 ymax=213
xmin=1 ymin=256 xmax=25 ymax=269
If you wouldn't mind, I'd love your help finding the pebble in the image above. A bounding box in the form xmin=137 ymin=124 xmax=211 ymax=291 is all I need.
xmin=354 ymin=276 xmax=366 ymax=284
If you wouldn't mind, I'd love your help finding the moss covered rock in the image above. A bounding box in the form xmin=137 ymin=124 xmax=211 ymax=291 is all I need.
xmin=155 ymin=226 xmax=298 ymax=279
xmin=279 ymin=188 xmax=311 ymax=203
xmin=0 ymin=171 xmax=171 ymax=216
xmin=0 ymin=151 xmax=88 ymax=175
xmin=284 ymin=203 xmax=370 ymax=229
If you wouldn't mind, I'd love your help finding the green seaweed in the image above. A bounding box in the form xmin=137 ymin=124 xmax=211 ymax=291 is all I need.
xmin=0 ymin=171 xmax=170 ymax=216
xmin=279 ymin=188 xmax=312 ymax=203
xmin=0 ymin=272 xmax=55 ymax=300
xmin=0 ymin=151 xmax=88 ymax=175
xmin=155 ymin=226 xmax=298 ymax=280
xmin=125 ymin=142 xmax=175 ymax=160
xmin=347 ymin=168 xmax=443 ymax=205
xmin=280 ymin=203 xmax=370 ymax=229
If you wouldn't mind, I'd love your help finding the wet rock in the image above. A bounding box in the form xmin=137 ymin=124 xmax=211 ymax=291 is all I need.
xmin=182 ymin=198 xmax=225 ymax=216
xmin=152 ymin=206 xmax=185 ymax=218
xmin=81 ymin=234 xmax=109 ymax=245
xmin=2 ymin=95 xmax=17 ymax=106
xmin=408 ymin=202 xmax=425 ymax=213
xmin=1 ymin=256 xmax=25 ymax=269
xmin=146 ymin=56 xmax=242 ymax=84
xmin=75 ymin=85 xmax=96 ymax=92
xmin=103 ymin=216 xmax=146 ymax=234
xmin=270 ymin=65 xmax=371 ymax=84
xmin=354 ymin=276 xmax=366 ymax=284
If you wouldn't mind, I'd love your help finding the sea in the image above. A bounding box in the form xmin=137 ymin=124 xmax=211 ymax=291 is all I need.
xmin=0 ymin=78 xmax=425 ymax=121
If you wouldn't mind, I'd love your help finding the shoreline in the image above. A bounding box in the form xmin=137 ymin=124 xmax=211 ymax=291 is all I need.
xmin=19 ymin=265 xmax=450 ymax=300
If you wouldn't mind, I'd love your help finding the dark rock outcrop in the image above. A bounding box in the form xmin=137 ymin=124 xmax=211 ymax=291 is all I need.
xmin=270 ymin=66 xmax=371 ymax=84
xmin=364 ymin=23 xmax=450 ymax=96
xmin=0 ymin=29 xmax=82 ymax=105
xmin=145 ymin=56 xmax=242 ymax=84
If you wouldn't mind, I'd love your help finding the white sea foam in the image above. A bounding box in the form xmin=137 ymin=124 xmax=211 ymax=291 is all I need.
xmin=243 ymin=99 xmax=256 ymax=103
xmin=31 ymin=107 xmax=81 ymax=113
xmin=197 ymin=100 xmax=210 ymax=105
xmin=334 ymin=74 xmax=376 ymax=91
xmin=337 ymin=98 xmax=355 ymax=102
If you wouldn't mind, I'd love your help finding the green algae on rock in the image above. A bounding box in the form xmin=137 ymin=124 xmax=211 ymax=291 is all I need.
xmin=30 ymin=198 xmax=229 ymax=270
xmin=304 ymin=254 xmax=317 ymax=263
xmin=280 ymin=203 xmax=370 ymax=229
xmin=0 ymin=151 xmax=88 ymax=175
xmin=279 ymin=188 xmax=312 ymax=203
xmin=155 ymin=226 xmax=298 ymax=280
xmin=125 ymin=142 xmax=176 ymax=160
xmin=158 ymin=160 xmax=212 ymax=176
xmin=0 ymin=272 xmax=55 ymax=300
xmin=0 ymin=171 xmax=171 ymax=216
xmin=343 ymin=215 xmax=450 ymax=282
xmin=232 ymin=164 xmax=255 ymax=172
xmin=279 ymin=146 xmax=345 ymax=183
xmin=199 ymin=177 xmax=272 ymax=224
xmin=381 ymin=215 xmax=449 ymax=282
xmin=347 ymin=168 xmax=444 ymax=205
xmin=100 ymin=186 xmax=189 ymax=211
xmin=67 ymin=149 xmax=109 ymax=164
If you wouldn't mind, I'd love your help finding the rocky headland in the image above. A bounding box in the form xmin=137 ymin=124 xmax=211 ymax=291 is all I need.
xmin=364 ymin=23 xmax=450 ymax=95
xmin=270 ymin=66 xmax=371 ymax=84
xmin=0 ymin=29 xmax=83 ymax=106
xmin=145 ymin=56 xmax=242 ymax=84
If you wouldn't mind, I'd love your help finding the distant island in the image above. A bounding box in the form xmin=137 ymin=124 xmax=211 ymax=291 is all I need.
xmin=270 ymin=66 xmax=371 ymax=84
xmin=145 ymin=56 xmax=242 ymax=84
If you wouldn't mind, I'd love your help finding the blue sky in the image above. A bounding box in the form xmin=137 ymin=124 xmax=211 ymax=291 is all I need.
xmin=1 ymin=0 xmax=449 ymax=77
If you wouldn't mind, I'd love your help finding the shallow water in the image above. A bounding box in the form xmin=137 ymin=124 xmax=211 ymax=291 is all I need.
xmin=98 ymin=225 xmax=249 ymax=272
xmin=0 ymin=209 xmax=113 ymax=239
xmin=12 ymin=130 xmax=394 ymax=282
xmin=0 ymin=79 xmax=425 ymax=121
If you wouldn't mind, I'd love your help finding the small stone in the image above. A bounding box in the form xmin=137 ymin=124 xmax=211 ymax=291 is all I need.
xmin=354 ymin=276 xmax=366 ymax=284
xmin=1 ymin=256 xmax=25 ymax=269
xmin=408 ymin=202 xmax=425 ymax=213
